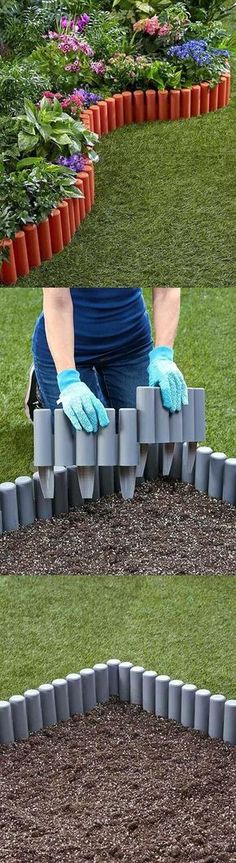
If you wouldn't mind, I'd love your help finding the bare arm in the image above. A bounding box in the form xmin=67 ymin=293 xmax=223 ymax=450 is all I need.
xmin=152 ymin=287 xmax=181 ymax=348
xmin=43 ymin=288 xmax=76 ymax=373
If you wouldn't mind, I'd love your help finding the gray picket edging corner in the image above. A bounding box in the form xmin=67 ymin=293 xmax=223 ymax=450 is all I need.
xmin=1 ymin=660 xmax=235 ymax=751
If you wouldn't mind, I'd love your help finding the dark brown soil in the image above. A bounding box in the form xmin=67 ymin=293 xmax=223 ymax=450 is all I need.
xmin=0 ymin=479 xmax=236 ymax=575
xmin=0 ymin=700 xmax=236 ymax=863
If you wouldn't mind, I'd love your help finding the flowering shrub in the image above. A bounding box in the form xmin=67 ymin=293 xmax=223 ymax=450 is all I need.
xmin=102 ymin=53 xmax=152 ymax=92
xmin=132 ymin=3 xmax=190 ymax=55
xmin=167 ymin=39 xmax=230 ymax=85
xmin=40 ymin=87 xmax=103 ymax=118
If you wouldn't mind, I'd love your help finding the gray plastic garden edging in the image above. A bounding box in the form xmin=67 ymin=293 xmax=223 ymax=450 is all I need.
xmin=0 ymin=659 xmax=235 ymax=748
xmin=0 ymin=386 xmax=236 ymax=534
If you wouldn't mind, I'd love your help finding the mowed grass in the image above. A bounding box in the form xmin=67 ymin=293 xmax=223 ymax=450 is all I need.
xmin=0 ymin=285 xmax=235 ymax=483
xmin=0 ymin=576 xmax=235 ymax=700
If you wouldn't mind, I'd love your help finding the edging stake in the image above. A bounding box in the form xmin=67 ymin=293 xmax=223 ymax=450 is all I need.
xmin=53 ymin=466 xmax=69 ymax=516
xmin=93 ymin=663 xmax=109 ymax=703
xmin=80 ymin=669 xmax=96 ymax=713
xmin=168 ymin=679 xmax=184 ymax=722
xmin=118 ymin=661 xmax=133 ymax=701
xmin=0 ymin=482 xmax=19 ymax=532
xmin=181 ymin=684 xmax=197 ymax=728
xmin=33 ymin=472 xmax=53 ymax=520
xmin=155 ymin=675 xmax=170 ymax=718
xmin=66 ymin=674 xmax=84 ymax=715
xmin=130 ymin=666 xmax=145 ymax=705
xmin=52 ymin=679 xmax=70 ymax=722
xmin=67 ymin=466 xmax=84 ymax=507
xmin=142 ymin=670 xmax=157 ymax=713
xmin=208 ymin=694 xmax=226 ymax=740
xmin=107 ymin=659 xmax=121 ymax=696
xmin=15 ymin=476 xmax=35 ymax=527
xmin=38 ymin=684 xmax=57 ymax=727
xmin=9 ymin=695 xmax=29 ymax=741
xmin=208 ymin=452 xmax=227 ymax=499
xmin=136 ymin=387 xmax=156 ymax=477
xmin=76 ymin=429 xmax=96 ymax=498
xmin=24 ymin=689 xmax=43 ymax=734
xmin=119 ymin=409 xmax=139 ymax=499
xmin=195 ymin=446 xmax=213 ymax=493
xmin=34 ymin=409 xmax=54 ymax=498
xmin=223 ymin=700 xmax=236 ymax=745
xmin=222 ymin=458 xmax=236 ymax=506
xmin=194 ymin=688 xmax=211 ymax=734
xmin=54 ymin=409 xmax=75 ymax=466
xmin=0 ymin=701 xmax=15 ymax=745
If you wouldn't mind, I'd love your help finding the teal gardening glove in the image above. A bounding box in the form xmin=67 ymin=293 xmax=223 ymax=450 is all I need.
xmin=148 ymin=346 xmax=188 ymax=412
xmin=57 ymin=369 xmax=110 ymax=432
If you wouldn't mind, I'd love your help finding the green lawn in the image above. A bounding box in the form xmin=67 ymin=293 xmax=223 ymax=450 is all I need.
xmin=0 ymin=576 xmax=235 ymax=701
xmin=14 ymin=94 xmax=236 ymax=290
xmin=0 ymin=285 xmax=235 ymax=483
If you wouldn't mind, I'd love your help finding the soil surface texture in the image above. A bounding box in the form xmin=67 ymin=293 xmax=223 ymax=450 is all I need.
xmin=0 ymin=479 xmax=236 ymax=575
xmin=0 ymin=700 xmax=236 ymax=863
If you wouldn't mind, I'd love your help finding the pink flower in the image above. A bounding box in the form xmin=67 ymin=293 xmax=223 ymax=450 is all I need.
xmin=158 ymin=23 xmax=172 ymax=36
xmin=144 ymin=15 xmax=160 ymax=35
xmin=77 ymin=40 xmax=94 ymax=57
xmin=65 ymin=60 xmax=81 ymax=71
xmin=90 ymin=60 xmax=106 ymax=75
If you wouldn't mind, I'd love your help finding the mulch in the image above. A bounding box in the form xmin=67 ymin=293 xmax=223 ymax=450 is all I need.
xmin=0 ymin=699 xmax=235 ymax=863
xmin=0 ymin=478 xmax=236 ymax=575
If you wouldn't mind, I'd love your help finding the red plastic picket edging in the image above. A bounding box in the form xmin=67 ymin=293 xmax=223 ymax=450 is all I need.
xmin=0 ymin=74 xmax=230 ymax=286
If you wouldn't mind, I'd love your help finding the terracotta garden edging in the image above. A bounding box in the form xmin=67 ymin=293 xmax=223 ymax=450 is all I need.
xmin=0 ymin=73 xmax=231 ymax=286
xmin=0 ymin=658 xmax=236 ymax=748
xmin=0 ymin=386 xmax=236 ymax=535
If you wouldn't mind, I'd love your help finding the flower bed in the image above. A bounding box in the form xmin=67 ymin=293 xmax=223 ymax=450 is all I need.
xmin=0 ymin=71 xmax=230 ymax=286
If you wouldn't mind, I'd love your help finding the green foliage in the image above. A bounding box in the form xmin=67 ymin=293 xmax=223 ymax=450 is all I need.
xmin=183 ymin=0 xmax=234 ymax=22
xmin=147 ymin=57 xmax=182 ymax=86
xmin=3 ymin=19 xmax=46 ymax=58
xmin=16 ymin=96 xmax=99 ymax=161
xmin=112 ymin=0 xmax=155 ymax=25
xmin=88 ymin=10 xmax=131 ymax=59
xmin=0 ymin=160 xmax=83 ymax=242
xmin=0 ymin=58 xmax=51 ymax=116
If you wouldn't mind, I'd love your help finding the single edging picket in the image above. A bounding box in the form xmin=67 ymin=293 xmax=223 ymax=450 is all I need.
xmin=0 ymin=659 xmax=235 ymax=747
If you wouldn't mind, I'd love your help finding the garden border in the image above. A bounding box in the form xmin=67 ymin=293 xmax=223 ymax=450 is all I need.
xmin=0 ymin=385 xmax=236 ymax=535
xmin=0 ymin=658 xmax=236 ymax=748
xmin=0 ymin=73 xmax=231 ymax=285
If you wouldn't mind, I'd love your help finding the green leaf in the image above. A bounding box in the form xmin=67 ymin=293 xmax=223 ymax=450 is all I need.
xmin=18 ymin=131 xmax=38 ymax=153
xmin=16 ymin=157 xmax=44 ymax=169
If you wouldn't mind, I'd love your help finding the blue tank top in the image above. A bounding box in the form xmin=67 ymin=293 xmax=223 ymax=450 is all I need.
xmin=33 ymin=287 xmax=152 ymax=365
xmin=71 ymin=288 xmax=152 ymax=362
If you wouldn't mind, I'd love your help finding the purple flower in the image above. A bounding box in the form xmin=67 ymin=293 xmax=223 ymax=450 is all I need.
xmin=76 ymin=13 xmax=90 ymax=32
xmin=60 ymin=16 xmax=68 ymax=28
xmin=73 ymin=87 xmax=101 ymax=105
xmin=90 ymin=60 xmax=106 ymax=75
xmin=56 ymin=154 xmax=86 ymax=172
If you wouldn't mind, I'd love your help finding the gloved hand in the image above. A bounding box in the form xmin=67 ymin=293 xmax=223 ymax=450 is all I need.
xmin=57 ymin=368 xmax=110 ymax=432
xmin=148 ymin=345 xmax=188 ymax=412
